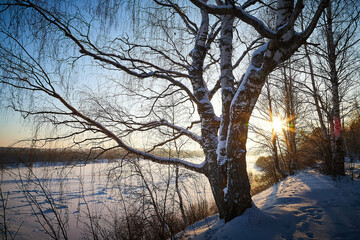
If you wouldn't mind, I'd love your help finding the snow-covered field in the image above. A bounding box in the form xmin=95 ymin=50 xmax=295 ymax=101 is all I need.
xmin=0 ymin=155 xmax=260 ymax=239
xmin=180 ymin=165 xmax=360 ymax=240
xmin=3 ymin=156 xmax=359 ymax=239
xmin=1 ymin=160 xmax=132 ymax=239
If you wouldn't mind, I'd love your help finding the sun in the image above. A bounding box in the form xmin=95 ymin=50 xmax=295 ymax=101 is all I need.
xmin=271 ymin=117 xmax=283 ymax=133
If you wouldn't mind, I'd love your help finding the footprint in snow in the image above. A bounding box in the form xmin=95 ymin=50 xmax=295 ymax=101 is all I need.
xmin=306 ymin=231 xmax=316 ymax=238
xmin=298 ymin=206 xmax=324 ymax=224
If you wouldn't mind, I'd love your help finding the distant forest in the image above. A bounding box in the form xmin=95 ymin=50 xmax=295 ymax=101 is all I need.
xmin=0 ymin=147 xmax=203 ymax=168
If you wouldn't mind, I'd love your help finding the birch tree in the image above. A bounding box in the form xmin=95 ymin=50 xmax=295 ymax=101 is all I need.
xmin=0 ymin=0 xmax=329 ymax=222
xmin=301 ymin=0 xmax=360 ymax=176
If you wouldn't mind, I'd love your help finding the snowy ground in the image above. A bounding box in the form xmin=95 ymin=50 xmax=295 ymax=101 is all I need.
xmin=6 ymin=155 xmax=351 ymax=240
xmin=180 ymin=165 xmax=360 ymax=240
xmin=1 ymin=156 xmax=259 ymax=239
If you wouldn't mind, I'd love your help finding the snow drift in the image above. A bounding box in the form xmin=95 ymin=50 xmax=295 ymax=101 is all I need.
xmin=180 ymin=167 xmax=360 ymax=240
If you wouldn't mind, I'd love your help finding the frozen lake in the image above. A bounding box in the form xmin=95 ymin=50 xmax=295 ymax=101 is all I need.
xmin=0 ymin=155 xmax=261 ymax=239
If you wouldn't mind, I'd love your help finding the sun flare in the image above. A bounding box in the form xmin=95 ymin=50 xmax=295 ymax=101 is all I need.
xmin=272 ymin=117 xmax=283 ymax=133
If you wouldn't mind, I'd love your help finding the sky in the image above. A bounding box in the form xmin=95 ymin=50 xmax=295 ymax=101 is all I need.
xmin=0 ymin=110 xmax=32 ymax=147
xmin=0 ymin=0 xmax=130 ymax=148
xmin=0 ymin=0 xmax=285 ymax=151
xmin=0 ymin=1 xmax=194 ymax=148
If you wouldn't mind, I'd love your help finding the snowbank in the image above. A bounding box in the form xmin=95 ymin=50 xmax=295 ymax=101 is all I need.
xmin=181 ymin=167 xmax=360 ymax=239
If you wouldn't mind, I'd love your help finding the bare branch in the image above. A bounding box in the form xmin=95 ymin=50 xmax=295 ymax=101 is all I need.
xmin=299 ymin=0 xmax=330 ymax=40
xmin=233 ymin=36 xmax=263 ymax=70
xmin=153 ymin=0 xmax=198 ymax=35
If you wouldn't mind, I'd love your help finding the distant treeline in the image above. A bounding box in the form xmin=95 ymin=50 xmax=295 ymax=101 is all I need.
xmin=0 ymin=147 xmax=204 ymax=168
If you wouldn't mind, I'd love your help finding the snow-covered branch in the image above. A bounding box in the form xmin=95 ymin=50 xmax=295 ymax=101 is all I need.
xmin=189 ymin=0 xmax=276 ymax=39
xmin=158 ymin=119 xmax=202 ymax=145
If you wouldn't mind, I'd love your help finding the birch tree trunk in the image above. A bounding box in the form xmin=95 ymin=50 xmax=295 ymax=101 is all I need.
xmin=325 ymin=4 xmax=345 ymax=176
xmin=188 ymin=6 xmax=228 ymax=218
xmin=222 ymin=0 xmax=330 ymax=220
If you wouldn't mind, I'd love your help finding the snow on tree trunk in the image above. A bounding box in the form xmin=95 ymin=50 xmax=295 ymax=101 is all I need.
xmin=217 ymin=14 xmax=236 ymax=218
xmin=224 ymin=43 xmax=270 ymax=221
xmin=276 ymin=0 xmax=294 ymax=41
xmin=189 ymin=7 xmax=226 ymax=218
xmin=219 ymin=0 xmax=329 ymax=221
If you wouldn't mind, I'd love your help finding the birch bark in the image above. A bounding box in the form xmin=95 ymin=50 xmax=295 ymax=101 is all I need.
xmin=188 ymin=5 xmax=226 ymax=217
xmin=325 ymin=4 xmax=345 ymax=176
xmin=221 ymin=0 xmax=329 ymax=221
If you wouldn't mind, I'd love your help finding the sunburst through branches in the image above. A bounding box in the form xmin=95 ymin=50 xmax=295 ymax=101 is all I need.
xmin=271 ymin=117 xmax=284 ymax=133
